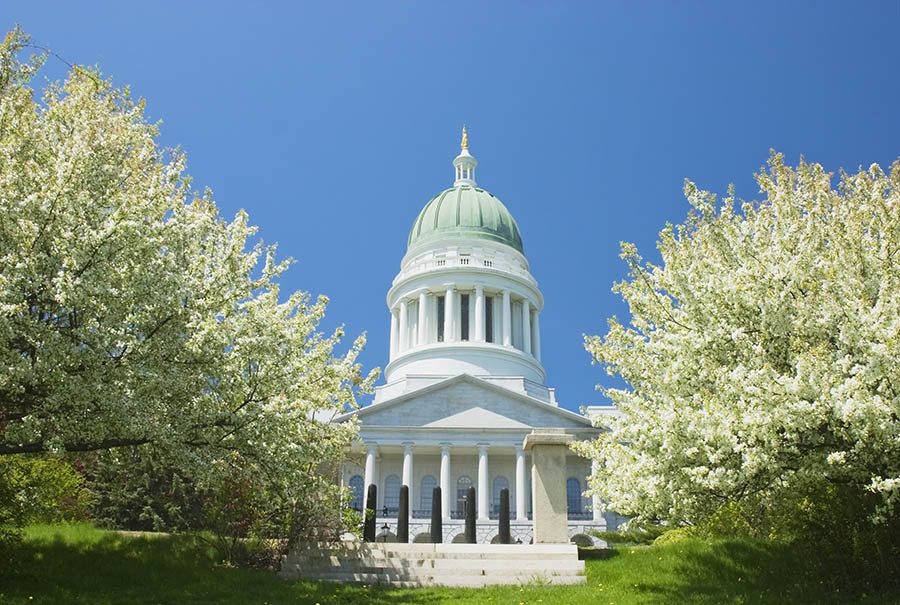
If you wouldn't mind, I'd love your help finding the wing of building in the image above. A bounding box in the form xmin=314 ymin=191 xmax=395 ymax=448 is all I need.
xmin=338 ymin=130 xmax=621 ymax=544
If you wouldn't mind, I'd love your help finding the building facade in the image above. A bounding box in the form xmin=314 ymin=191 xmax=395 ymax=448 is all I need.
xmin=339 ymin=131 xmax=618 ymax=544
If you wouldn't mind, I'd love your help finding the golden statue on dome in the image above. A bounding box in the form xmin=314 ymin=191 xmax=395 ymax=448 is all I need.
xmin=461 ymin=126 xmax=469 ymax=150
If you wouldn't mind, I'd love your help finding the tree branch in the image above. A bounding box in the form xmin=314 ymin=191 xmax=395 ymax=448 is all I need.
xmin=0 ymin=436 xmax=152 ymax=455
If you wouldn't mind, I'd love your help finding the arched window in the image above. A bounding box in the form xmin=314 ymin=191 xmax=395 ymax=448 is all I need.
xmin=349 ymin=475 xmax=364 ymax=511
xmin=420 ymin=475 xmax=437 ymax=512
xmin=456 ymin=475 xmax=473 ymax=515
xmin=456 ymin=475 xmax=472 ymax=497
xmin=384 ymin=474 xmax=401 ymax=511
xmin=492 ymin=476 xmax=509 ymax=514
xmin=566 ymin=477 xmax=583 ymax=513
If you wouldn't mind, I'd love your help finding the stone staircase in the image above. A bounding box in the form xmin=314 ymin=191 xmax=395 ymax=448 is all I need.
xmin=279 ymin=542 xmax=586 ymax=587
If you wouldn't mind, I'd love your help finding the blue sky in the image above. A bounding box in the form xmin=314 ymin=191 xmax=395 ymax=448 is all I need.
xmin=6 ymin=2 xmax=899 ymax=412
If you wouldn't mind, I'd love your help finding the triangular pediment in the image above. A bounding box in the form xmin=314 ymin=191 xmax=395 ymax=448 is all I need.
xmin=344 ymin=374 xmax=592 ymax=430
xmin=423 ymin=406 xmax=531 ymax=429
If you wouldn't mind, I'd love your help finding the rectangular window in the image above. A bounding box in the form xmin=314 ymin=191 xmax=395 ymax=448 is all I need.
xmin=485 ymin=296 xmax=494 ymax=342
xmin=437 ymin=295 xmax=445 ymax=342
xmin=460 ymin=293 xmax=470 ymax=341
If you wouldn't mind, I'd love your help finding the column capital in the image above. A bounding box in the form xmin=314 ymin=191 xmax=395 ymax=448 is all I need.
xmin=402 ymin=442 xmax=415 ymax=453
xmin=515 ymin=444 xmax=524 ymax=455
xmin=477 ymin=443 xmax=490 ymax=454
xmin=439 ymin=442 xmax=453 ymax=453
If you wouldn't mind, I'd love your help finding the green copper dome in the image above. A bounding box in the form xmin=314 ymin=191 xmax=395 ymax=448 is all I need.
xmin=407 ymin=185 xmax=524 ymax=253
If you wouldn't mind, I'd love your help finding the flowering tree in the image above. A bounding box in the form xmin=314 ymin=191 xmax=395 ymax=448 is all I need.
xmin=0 ymin=28 xmax=376 ymax=528
xmin=574 ymin=153 xmax=900 ymax=527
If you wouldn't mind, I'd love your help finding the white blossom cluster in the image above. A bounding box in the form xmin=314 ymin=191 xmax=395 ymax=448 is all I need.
xmin=573 ymin=153 xmax=900 ymax=524
xmin=0 ymin=29 xmax=377 ymax=507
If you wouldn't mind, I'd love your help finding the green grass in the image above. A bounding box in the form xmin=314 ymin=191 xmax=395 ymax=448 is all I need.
xmin=0 ymin=524 xmax=896 ymax=604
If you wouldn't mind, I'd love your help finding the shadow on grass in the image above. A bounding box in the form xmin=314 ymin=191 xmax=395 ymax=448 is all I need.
xmin=578 ymin=547 xmax=619 ymax=560
xmin=628 ymin=538 xmax=893 ymax=605
xmin=0 ymin=527 xmax=440 ymax=605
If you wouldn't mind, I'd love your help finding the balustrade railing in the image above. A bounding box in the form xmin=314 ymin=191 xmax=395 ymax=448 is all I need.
xmin=567 ymin=511 xmax=594 ymax=520
xmin=362 ymin=506 xmax=593 ymax=522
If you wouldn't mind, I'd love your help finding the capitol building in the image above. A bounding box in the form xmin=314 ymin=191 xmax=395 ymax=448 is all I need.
xmin=339 ymin=130 xmax=619 ymax=544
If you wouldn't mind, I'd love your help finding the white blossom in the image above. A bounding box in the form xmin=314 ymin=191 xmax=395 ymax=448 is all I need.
xmin=0 ymin=29 xmax=378 ymax=514
xmin=574 ymin=153 xmax=900 ymax=524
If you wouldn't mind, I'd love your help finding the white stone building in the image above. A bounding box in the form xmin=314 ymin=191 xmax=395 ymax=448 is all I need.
xmin=339 ymin=131 xmax=619 ymax=544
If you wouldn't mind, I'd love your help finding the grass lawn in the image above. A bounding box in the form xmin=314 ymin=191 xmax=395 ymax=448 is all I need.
xmin=0 ymin=524 xmax=895 ymax=604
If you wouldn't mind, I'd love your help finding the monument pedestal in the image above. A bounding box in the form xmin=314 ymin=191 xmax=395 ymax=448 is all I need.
xmin=524 ymin=429 xmax=573 ymax=544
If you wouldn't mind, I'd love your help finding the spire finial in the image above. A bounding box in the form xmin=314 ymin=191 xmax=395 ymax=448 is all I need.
xmin=453 ymin=128 xmax=477 ymax=186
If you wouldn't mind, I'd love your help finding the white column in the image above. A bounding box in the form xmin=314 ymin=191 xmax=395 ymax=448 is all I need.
xmin=402 ymin=442 xmax=414 ymax=490
xmin=444 ymin=287 xmax=455 ymax=342
xmin=428 ymin=293 xmax=437 ymax=342
xmin=477 ymin=444 xmax=489 ymax=521
xmin=440 ymin=444 xmax=451 ymax=519
xmin=398 ymin=299 xmax=409 ymax=352
xmin=591 ymin=459 xmax=602 ymax=522
xmin=417 ymin=292 xmax=427 ymax=346
xmin=515 ymin=445 xmax=526 ymax=521
xmin=502 ymin=290 xmax=512 ymax=346
xmin=532 ymin=311 xmax=541 ymax=362
xmin=364 ymin=443 xmax=378 ymax=509
xmin=474 ymin=285 xmax=485 ymax=342
xmin=522 ymin=299 xmax=531 ymax=355
xmin=389 ymin=308 xmax=399 ymax=360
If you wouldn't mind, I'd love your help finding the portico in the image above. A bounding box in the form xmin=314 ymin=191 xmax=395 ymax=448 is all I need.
xmin=353 ymin=441 xmax=541 ymax=521
xmin=341 ymin=373 xmax=610 ymax=543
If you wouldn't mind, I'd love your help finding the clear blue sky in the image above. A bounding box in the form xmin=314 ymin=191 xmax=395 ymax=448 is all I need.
xmin=6 ymin=2 xmax=899 ymax=412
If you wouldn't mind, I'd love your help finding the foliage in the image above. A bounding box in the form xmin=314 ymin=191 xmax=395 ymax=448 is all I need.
xmin=589 ymin=519 xmax=667 ymax=546
xmin=652 ymin=526 xmax=696 ymax=546
xmin=574 ymin=154 xmax=900 ymax=529
xmin=86 ymin=446 xmax=205 ymax=532
xmin=0 ymin=454 xmax=90 ymax=524
xmin=85 ymin=445 xmax=351 ymax=566
xmin=0 ymin=453 xmax=89 ymax=572
xmin=5 ymin=523 xmax=900 ymax=604
xmin=0 ymin=27 xmax=376 ymax=538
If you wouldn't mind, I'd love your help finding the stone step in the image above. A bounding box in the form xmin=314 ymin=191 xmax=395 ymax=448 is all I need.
xmin=293 ymin=542 xmax=576 ymax=551
xmin=283 ymin=551 xmax=579 ymax=567
xmin=283 ymin=566 xmax=584 ymax=579
xmin=285 ymin=570 xmax=586 ymax=587
xmin=282 ymin=557 xmax=584 ymax=573
xmin=280 ymin=542 xmax=586 ymax=587
xmin=286 ymin=543 xmax=578 ymax=560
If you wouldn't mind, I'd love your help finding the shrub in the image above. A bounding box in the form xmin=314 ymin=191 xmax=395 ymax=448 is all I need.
xmin=652 ymin=526 xmax=696 ymax=546
xmin=0 ymin=455 xmax=91 ymax=524
xmin=85 ymin=447 xmax=205 ymax=532
xmin=590 ymin=520 xmax=667 ymax=546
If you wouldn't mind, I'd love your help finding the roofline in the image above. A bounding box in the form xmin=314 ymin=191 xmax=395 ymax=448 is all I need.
xmin=337 ymin=373 xmax=594 ymax=427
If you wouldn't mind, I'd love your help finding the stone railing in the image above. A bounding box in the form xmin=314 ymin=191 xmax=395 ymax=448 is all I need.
xmin=398 ymin=251 xmax=537 ymax=287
